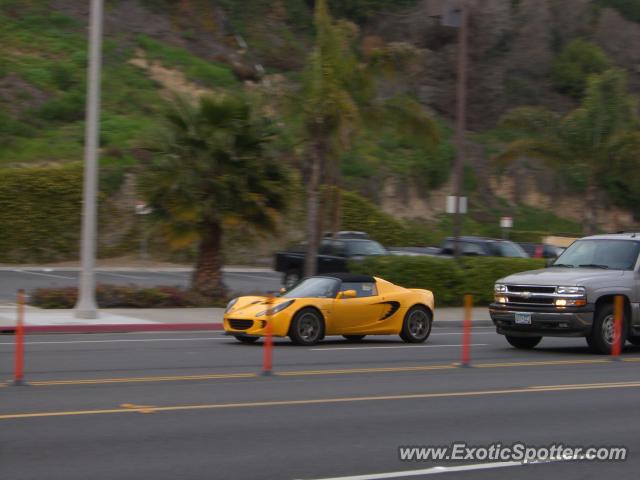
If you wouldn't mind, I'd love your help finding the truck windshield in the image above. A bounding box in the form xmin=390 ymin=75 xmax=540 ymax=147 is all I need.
xmin=282 ymin=277 xmax=340 ymax=298
xmin=552 ymin=240 xmax=640 ymax=270
xmin=346 ymin=240 xmax=387 ymax=256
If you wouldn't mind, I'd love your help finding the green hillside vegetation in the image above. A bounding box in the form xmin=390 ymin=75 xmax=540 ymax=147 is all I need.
xmin=0 ymin=0 xmax=637 ymax=264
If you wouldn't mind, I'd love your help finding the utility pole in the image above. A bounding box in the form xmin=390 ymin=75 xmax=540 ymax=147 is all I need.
xmin=75 ymin=0 xmax=103 ymax=319
xmin=452 ymin=1 xmax=468 ymax=259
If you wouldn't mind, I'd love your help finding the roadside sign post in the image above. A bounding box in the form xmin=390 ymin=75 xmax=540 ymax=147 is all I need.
xmin=500 ymin=216 xmax=513 ymax=240
xmin=135 ymin=201 xmax=153 ymax=260
xmin=13 ymin=289 xmax=26 ymax=386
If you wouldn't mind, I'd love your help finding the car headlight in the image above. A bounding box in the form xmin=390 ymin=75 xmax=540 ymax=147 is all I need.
xmin=556 ymin=286 xmax=586 ymax=295
xmin=225 ymin=298 xmax=238 ymax=313
xmin=494 ymin=284 xmax=507 ymax=294
xmin=256 ymin=300 xmax=295 ymax=317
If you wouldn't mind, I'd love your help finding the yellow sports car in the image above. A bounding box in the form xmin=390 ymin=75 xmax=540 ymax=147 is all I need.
xmin=223 ymin=273 xmax=434 ymax=345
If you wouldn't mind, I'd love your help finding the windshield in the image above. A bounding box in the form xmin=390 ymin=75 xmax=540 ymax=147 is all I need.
xmin=346 ymin=240 xmax=387 ymax=256
xmin=552 ymin=240 xmax=640 ymax=270
xmin=492 ymin=241 xmax=528 ymax=258
xmin=282 ymin=277 xmax=339 ymax=298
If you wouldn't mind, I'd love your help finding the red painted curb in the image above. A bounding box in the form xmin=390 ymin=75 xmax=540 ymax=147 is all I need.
xmin=0 ymin=323 xmax=224 ymax=334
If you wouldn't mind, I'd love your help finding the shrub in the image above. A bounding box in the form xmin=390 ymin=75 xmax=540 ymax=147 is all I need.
xmin=0 ymin=164 xmax=83 ymax=262
xmin=551 ymin=39 xmax=610 ymax=98
xmin=350 ymin=256 xmax=545 ymax=306
xmin=30 ymin=284 xmax=229 ymax=309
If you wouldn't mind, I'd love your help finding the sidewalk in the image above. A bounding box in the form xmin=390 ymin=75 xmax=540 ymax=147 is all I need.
xmin=0 ymin=306 xmax=492 ymax=332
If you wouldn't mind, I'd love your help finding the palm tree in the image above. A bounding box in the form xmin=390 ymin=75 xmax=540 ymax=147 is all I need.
xmin=494 ymin=69 xmax=640 ymax=234
xmin=301 ymin=0 xmax=439 ymax=276
xmin=145 ymin=94 xmax=290 ymax=297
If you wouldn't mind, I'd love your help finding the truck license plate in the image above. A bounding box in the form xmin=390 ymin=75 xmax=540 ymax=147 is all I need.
xmin=515 ymin=313 xmax=532 ymax=325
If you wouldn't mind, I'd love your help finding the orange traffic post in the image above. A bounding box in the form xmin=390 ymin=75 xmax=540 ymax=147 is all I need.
xmin=13 ymin=289 xmax=26 ymax=386
xmin=460 ymin=294 xmax=473 ymax=367
xmin=612 ymin=295 xmax=624 ymax=360
xmin=261 ymin=295 xmax=274 ymax=376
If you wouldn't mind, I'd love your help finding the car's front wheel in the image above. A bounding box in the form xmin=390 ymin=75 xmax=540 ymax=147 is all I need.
xmin=233 ymin=334 xmax=260 ymax=344
xmin=587 ymin=304 xmax=626 ymax=354
xmin=505 ymin=335 xmax=541 ymax=349
xmin=400 ymin=306 xmax=432 ymax=343
xmin=289 ymin=308 xmax=325 ymax=346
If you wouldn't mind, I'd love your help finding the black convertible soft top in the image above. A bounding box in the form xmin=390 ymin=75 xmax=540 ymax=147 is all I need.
xmin=319 ymin=273 xmax=375 ymax=283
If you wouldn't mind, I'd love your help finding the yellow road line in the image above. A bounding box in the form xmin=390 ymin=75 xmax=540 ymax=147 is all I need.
xmin=29 ymin=372 xmax=257 ymax=386
xmin=2 ymin=381 xmax=640 ymax=421
xmin=16 ymin=356 xmax=640 ymax=387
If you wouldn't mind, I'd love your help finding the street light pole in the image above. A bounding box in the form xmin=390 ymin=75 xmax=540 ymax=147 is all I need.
xmin=452 ymin=2 xmax=468 ymax=259
xmin=75 ymin=0 xmax=103 ymax=319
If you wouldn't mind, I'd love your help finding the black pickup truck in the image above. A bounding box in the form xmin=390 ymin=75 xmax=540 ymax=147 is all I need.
xmin=275 ymin=236 xmax=388 ymax=288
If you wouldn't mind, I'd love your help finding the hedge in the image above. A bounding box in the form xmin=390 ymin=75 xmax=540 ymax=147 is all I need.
xmin=350 ymin=256 xmax=546 ymax=306
xmin=30 ymin=285 xmax=229 ymax=309
xmin=0 ymin=164 xmax=83 ymax=262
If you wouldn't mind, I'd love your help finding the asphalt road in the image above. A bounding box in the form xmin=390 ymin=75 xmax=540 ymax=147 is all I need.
xmin=1 ymin=327 xmax=640 ymax=479
xmin=0 ymin=268 xmax=283 ymax=302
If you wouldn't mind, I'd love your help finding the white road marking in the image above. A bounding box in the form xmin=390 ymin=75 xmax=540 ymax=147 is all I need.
xmin=0 ymin=337 xmax=231 ymax=345
xmin=310 ymin=344 xmax=489 ymax=351
xmin=301 ymin=460 xmax=553 ymax=480
xmin=11 ymin=269 xmax=74 ymax=280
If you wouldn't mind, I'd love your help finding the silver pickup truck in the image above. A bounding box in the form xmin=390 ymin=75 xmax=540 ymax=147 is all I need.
xmin=490 ymin=233 xmax=640 ymax=354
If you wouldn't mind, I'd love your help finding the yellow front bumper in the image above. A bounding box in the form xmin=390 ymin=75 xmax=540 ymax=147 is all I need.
xmin=223 ymin=313 xmax=291 ymax=337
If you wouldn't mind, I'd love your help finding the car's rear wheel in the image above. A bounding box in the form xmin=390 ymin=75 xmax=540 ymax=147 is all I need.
xmin=505 ymin=335 xmax=541 ymax=349
xmin=343 ymin=335 xmax=366 ymax=342
xmin=400 ymin=306 xmax=432 ymax=343
xmin=233 ymin=334 xmax=260 ymax=344
xmin=289 ymin=308 xmax=324 ymax=346
xmin=587 ymin=304 xmax=626 ymax=354
xmin=283 ymin=270 xmax=301 ymax=290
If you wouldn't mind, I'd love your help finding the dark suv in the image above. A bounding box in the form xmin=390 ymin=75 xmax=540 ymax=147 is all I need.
xmin=275 ymin=234 xmax=388 ymax=288
xmin=441 ymin=236 xmax=529 ymax=258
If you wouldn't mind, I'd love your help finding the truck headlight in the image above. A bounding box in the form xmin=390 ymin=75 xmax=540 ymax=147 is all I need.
xmin=555 ymin=298 xmax=587 ymax=307
xmin=495 ymin=284 xmax=507 ymax=294
xmin=556 ymin=286 xmax=585 ymax=295
xmin=256 ymin=300 xmax=295 ymax=317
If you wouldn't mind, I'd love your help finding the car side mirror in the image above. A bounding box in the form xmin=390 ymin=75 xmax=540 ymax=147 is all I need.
xmin=279 ymin=287 xmax=287 ymax=295
xmin=545 ymin=258 xmax=554 ymax=268
xmin=337 ymin=290 xmax=357 ymax=299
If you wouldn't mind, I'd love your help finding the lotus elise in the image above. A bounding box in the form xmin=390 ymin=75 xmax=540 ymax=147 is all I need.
xmin=223 ymin=273 xmax=434 ymax=345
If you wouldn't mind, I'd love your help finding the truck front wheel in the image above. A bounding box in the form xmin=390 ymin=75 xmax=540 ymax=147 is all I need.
xmin=505 ymin=335 xmax=541 ymax=349
xmin=587 ymin=304 xmax=627 ymax=355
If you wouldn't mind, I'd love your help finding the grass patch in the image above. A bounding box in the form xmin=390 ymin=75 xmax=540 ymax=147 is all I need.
xmin=137 ymin=36 xmax=238 ymax=88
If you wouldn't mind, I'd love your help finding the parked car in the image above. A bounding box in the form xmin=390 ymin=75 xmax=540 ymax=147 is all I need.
xmin=490 ymin=233 xmax=640 ymax=354
xmin=440 ymin=236 xmax=529 ymax=258
xmin=518 ymin=242 xmax=565 ymax=259
xmin=275 ymin=235 xmax=388 ymax=288
xmin=224 ymin=273 xmax=434 ymax=345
